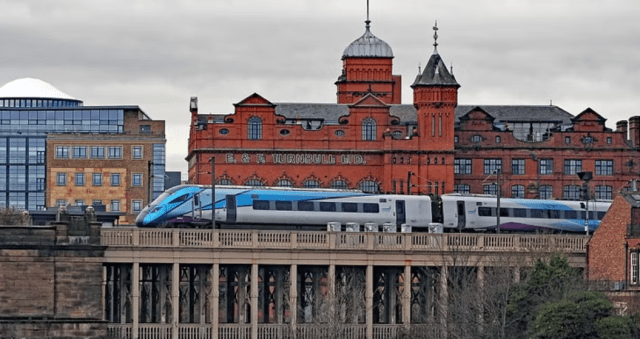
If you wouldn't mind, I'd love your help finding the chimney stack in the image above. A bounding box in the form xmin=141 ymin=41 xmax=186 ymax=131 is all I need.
xmin=617 ymin=120 xmax=628 ymax=139
xmin=629 ymin=117 xmax=640 ymax=147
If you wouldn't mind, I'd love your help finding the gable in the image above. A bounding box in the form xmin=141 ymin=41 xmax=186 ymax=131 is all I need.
xmin=572 ymin=108 xmax=606 ymax=123
xmin=234 ymin=93 xmax=276 ymax=107
xmin=459 ymin=106 xmax=494 ymax=122
xmin=350 ymin=93 xmax=388 ymax=108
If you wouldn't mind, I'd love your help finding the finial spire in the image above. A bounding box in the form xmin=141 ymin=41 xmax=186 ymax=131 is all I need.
xmin=365 ymin=0 xmax=371 ymax=29
xmin=418 ymin=62 xmax=421 ymax=74
xmin=433 ymin=20 xmax=439 ymax=53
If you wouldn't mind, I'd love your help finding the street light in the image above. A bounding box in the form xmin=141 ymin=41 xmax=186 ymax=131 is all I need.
xmin=209 ymin=157 xmax=216 ymax=228
xmin=577 ymin=171 xmax=592 ymax=235
xmin=495 ymin=169 xmax=501 ymax=234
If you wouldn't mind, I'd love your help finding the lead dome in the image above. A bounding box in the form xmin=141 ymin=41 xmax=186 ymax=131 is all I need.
xmin=342 ymin=21 xmax=393 ymax=59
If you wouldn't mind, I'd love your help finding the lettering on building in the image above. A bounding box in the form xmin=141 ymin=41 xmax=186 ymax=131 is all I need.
xmin=226 ymin=153 xmax=366 ymax=165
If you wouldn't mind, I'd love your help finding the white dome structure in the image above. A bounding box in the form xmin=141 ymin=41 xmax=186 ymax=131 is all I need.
xmin=0 ymin=78 xmax=82 ymax=107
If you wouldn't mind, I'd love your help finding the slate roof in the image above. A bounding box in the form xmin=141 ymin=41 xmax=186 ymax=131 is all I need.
xmin=200 ymin=104 xmax=575 ymax=125
xmin=411 ymin=51 xmax=459 ymax=87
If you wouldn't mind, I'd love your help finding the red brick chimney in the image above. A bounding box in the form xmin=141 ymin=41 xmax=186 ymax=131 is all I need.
xmin=616 ymin=120 xmax=628 ymax=140
xmin=629 ymin=116 xmax=640 ymax=147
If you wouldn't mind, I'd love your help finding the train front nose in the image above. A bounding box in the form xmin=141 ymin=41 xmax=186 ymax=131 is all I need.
xmin=135 ymin=208 xmax=149 ymax=227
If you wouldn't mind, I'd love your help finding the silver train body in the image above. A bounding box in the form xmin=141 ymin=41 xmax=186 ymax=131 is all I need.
xmin=135 ymin=185 xmax=611 ymax=233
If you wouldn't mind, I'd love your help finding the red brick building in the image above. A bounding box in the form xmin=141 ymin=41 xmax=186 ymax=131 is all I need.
xmin=588 ymin=192 xmax=640 ymax=314
xmin=186 ymin=19 xmax=640 ymax=200
xmin=187 ymin=21 xmax=458 ymax=195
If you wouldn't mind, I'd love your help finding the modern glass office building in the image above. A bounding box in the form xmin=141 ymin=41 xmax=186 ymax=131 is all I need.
xmin=0 ymin=78 xmax=165 ymax=223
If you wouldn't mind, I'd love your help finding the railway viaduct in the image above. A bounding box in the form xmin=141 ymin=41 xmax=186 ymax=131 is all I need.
xmin=0 ymin=209 xmax=590 ymax=339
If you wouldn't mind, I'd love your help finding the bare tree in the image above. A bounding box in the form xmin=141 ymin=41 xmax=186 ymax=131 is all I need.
xmin=0 ymin=207 xmax=30 ymax=226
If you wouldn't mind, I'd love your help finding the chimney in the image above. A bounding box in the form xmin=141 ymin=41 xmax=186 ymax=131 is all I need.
xmin=190 ymin=97 xmax=198 ymax=114
xmin=629 ymin=116 xmax=640 ymax=147
xmin=616 ymin=120 xmax=628 ymax=138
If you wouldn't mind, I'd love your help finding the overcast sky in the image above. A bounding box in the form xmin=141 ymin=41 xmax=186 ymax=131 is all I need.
xmin=1 ymin=0 xmax=638 ymax=176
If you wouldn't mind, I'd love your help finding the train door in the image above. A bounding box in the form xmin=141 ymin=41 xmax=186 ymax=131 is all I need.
xmin=396 ymin=200 xmax=406 ymax=226
xmin=192 ymin=193 xmax=202 ymax=220
xmin=226 ymin=195 xmax=237 ymax=223
xmin=457 ymin=201 xmax=466 ymax=230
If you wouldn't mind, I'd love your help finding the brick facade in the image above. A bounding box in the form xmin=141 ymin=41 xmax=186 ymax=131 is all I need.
xmin=186 ymin=19 xmax=640 ymax=200
xmin=47 ymin=108 xmax=165 ymax=224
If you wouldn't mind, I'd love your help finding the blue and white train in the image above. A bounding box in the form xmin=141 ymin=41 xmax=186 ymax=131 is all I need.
xmin=135 ymin=185 xmax=611 ymax=233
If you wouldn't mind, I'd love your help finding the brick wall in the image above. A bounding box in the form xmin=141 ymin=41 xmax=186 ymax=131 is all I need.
xmin=588 ymin=195 xmax=630 ymax=281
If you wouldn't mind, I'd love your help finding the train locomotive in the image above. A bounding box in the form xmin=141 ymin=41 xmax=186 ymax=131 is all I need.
xmin=135 ymin=185 xmax=611 ymax=233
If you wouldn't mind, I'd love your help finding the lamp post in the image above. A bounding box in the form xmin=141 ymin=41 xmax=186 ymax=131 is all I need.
xmin=209 ymin=157 xmax=215 ymax=228
xmin=577 ymin=171 xmax=593 ymax=235
xmin=496 ymin=169 xmax=501 ymax=234
xmin=147 ymin=161 xmax=154 ymax=206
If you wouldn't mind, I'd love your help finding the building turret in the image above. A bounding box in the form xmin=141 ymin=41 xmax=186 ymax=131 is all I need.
xmin=336 ymin=4 xmax=401 ymax=104
xmin=411 ymin=23 xmax=459 ymax=150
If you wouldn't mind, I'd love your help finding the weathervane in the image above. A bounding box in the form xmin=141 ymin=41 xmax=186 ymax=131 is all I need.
xmin=433 ymin=21 xmax=439 ymax=49
xmin=366 ymin=0 xmax=371 ymax=29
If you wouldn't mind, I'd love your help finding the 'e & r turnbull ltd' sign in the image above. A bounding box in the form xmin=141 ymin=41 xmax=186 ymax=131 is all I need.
xmin=226 ymin=153 xmax=367 ymax=165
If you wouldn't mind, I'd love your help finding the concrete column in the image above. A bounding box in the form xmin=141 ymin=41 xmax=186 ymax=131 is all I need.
xmin=102 ymin=266 xmax=107 ymax=322
xmin=477 ymin=266 xmax=484 ymax=331
xmin=403 ymin=264 xmax=411 ymax=326
xmin=172 ymin=263 xmax=180 ymax=339
xmin=251 ymin=263 xmax=258 ymax=339
xmin=439 ymin=266 xmax=448 ymax=331
xmin=366 ymin=264 xmax=373 ymax=339
xmin=514 ymin=266 xmax=521 ymax=283
xmin=290 ymin=264 xmax=297 ymax=338
xmin=328 ymin=264 xmax=336 ymax=297
xmin=212 ymin=263 xmax=219 ymax=339
xmin=132 ymin=262 xmax=139 ymax=339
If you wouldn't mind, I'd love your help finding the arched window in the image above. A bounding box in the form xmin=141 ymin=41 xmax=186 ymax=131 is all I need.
xmin=275 ymin=179 xmax=293 ymax=187
xmin=248 ymin=117 xmax=262 ymax=140
xmin=217 ymin=179 xmax=233 ymax=185
xmin=330 ymin=180 xmax=348 ymax=189
xmin=362 ymin=118 xmax=376 ymax=141
xmin=511 ymin=185 xmax=525 ymax=198
xmin=303 ymin=180 xmax=320 ymax=188
xmin=359 ymin=180 xmax=379 ymax=193
xmin=245 ymin=179 xmax=264 ymax=186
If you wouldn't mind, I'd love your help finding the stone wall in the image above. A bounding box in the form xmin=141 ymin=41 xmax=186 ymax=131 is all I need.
xmin=0 ymin=210 xmax=106 ymax=338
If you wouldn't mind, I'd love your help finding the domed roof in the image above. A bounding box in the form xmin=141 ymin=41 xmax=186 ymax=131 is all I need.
xmin=342 ymin=22 xmax=393 ymax=59
xmin=0 ymin=78 xmax=78 ymax=100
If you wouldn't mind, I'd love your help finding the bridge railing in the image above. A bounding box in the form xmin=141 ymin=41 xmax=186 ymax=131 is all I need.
xmin=101 ymin=228 xmax=589 ymax=253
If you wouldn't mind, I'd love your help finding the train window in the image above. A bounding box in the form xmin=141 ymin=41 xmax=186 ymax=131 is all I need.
xmin=275 ymin=201 xmax=292 ymax=211
xmin=169 ymin=194 xmax=189 ymax=204
xmin=577 ymin=211 xmax=586 ymax=220
xmin=500 ymin=208 xmax=509 ymax=217
xmin=548 ymin=210 xmax=561 ymax=219
xmin=478 ymin=207 xmax=493 ymax=217
xmin=253 ymin=200 xmax=270 ymax=210
xmin=320 ymin=202 xmax=336 ymax=212
xmin=513 ymin=208 xmax=526 ymax=218
xmin=589 ymin=211 xmax=597 ymax=220
xmin=564 ymin=210 xmax=578 ymax=219
xmin=530 ymin=209 xmax=544 ymax=218
xmin=341 ymin=203 xmax=358 ymax=213
xmin=363 ymin=203 xmax=379 ymax=213
xmin=298 ymin=201 xmax=314 ymax=211
xmin=597 ymin=212 xmax=606 ymax=220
